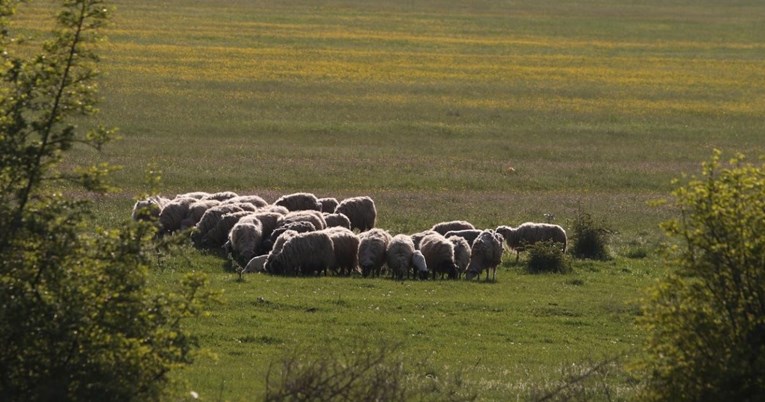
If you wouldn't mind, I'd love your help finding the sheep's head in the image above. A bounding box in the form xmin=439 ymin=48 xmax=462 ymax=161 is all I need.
xmin=495 ymin=226 xmax=517 ymax=247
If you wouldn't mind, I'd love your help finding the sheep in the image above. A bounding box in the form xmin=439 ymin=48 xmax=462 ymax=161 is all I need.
xmin=277 ymin=210 xmax=327 ymax=231
xmin=202 ymin=210 xmax=253 ymax=249
xmin=318 ymin=197 xmax=339 ymax=213
xmin=229 ymin=202 xmax=259 ymax=212
xmin=358 ymin=228 xmax=392 ymax=277
xmin=268 ymin=230 xmax=299 ymax=260
xmin=265 ymin=230 xmax=334 ymax=276
xmin=448 ymin=235 xmax=472 ymax=277
xmin=226 ymin=219 xmax=264 ymax=267
xmin=192 ymin=204 xmax=245 ymax=247
xmin=241 ymin=212 xmax=282 ymax=240
xmin=268 ymin=221 xmax=317 ymax=247
xmin=412 ymin=250 xmax=429 ymax=280
xmin=465 ymin=230 xmax=504 ymax=281
xmin=221 ymin=195 xmax=269 ymax=208
xmin=322 ymin=227 xmax=360 ymax=276
xmin=411 ymin=230 xmax=439 ymax=250
xmin=335 ymin=196 xmax=376 ymax=232
xmin=386 ymin=234 xmax=415 ymax=280
xmin=323 ymin=213 xmax=351 ymax=229
xmin=430 ymin=220 xmax=475 ymax=236
xmin=243 ymin=255 xmax=267 ymax=274
xmin=419 ymin=233 xmax=459 ymax=280
xmin=274 ymin=192 xmax=322 ymax=212
xmin=201 ymin=191 xmax=239 ymax=201
xmin=444 ymin=229 xmax=482 ymax=246
xmin=175 ymin=191 xmax=209 ymax=200
xmin=181 ymin=199 xmax=221 ymax=230
xmin=496 ymin=223 xmax=567 ymax=262
xmin=259 ymin=204 xmax=289 ymax=215
xmin=158 ymin=197 xmax=197 ymax=234
xmin=131 ymin=195 xmax=169 ymax=221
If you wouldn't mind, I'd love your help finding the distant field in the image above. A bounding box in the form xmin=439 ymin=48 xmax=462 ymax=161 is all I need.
xmin=16 ymin=0 xmax=765 ymax=399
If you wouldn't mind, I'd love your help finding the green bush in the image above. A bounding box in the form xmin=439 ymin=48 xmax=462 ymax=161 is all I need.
xmin=0 ymin=2 xmax=209 ymax=400
xmin=636 ymin=150 xmax=765 ymax=401
xmin=570 ymin=208 xmax=612 ymax=260
xmin=526 ymin=240 xmax=571 ymax=274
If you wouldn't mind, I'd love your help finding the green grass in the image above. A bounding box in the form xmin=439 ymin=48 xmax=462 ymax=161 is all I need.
xmin=15 ymin=0 xmax=765 ymax=399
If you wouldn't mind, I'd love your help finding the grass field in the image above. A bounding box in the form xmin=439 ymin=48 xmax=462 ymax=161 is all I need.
xmin=17 ymin=0 xmax=765 ymax=399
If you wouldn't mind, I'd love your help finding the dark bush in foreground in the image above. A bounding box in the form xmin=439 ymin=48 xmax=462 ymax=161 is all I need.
xmin=570 ymin=208 xmax=612 ymax=260
xmin=526 ymin=241 xmax=571 ymax=274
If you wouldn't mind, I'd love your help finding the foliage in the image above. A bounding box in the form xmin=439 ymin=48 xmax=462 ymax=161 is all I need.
xmin=570 ymin=207 xmax=612 ymax=260
xmin=637 ymin=150 xmax=765 ymax=401
xmin=0 ymin=1 xmax=209 ymax=401
xmin=526 ymin=240 xmax=571 ymax=274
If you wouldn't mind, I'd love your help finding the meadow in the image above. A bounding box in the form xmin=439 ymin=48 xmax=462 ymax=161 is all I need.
xmin=17 ymin=0 xmax=765 ymax=399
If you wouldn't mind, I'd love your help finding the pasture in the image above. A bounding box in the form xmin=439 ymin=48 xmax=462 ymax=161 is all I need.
xmin=19 ymin=0 xmax=765 ymax=399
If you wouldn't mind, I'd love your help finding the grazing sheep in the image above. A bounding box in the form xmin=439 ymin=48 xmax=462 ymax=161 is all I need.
xmin=335 ymin=196 xmax=377 ymax=232
xmin=242 ymin=212 xmax=282 ymax=240
xmin=226 ymin=219 xmax=264 ymax=267
xmin=192 ymin=204 xmax=245 ymax=247
xmin=323 ymin=227 xmax=360 ymax=276
xmin=202 ymin=191 xmax=239 ymax=201
xmin=386 ymin=234 xmax=415 ymax=280
xmin=419 ymin=233 xmax=459 ymax=280
xmin=265 ymin=230 xmax=335 ymax=276
xmin=181 ymin=199 xmax=221 ymax=229
xmin=259 ymin=204 xmax=290 ymax=215
xmin=229 ymin=202 xmax=258 ymax=212
xmin=465 ymin=230 xmax=504 ymax=281
xmin=444 ymin=229 xmax=482 ymax=246
xmin=158 ymin=197 xmax=197 ymax=234
xmin=358 ymin=228 xmax=392 ymax=277
xmin=268 ymin=221 xmax=317 ymax=246
xmin=278 ymin=210 xmax=327 ymax=231
xmin=318 ymin=197 xmax=339 ymax=213
xmin=243 ymin=255 xmax=267 ymax=274
xmin=131 ymin=195 xmax=169 ymax=221
xmin=448 ymin=235 xmax=472 ymax=277
xmin=411 ymin=230 xmax=439 ymax=250
xmin=274 ymin=192 xmax=322 ymax=212
xmin=323 ymin=213 xmax=351 ymax=229
xmin=431 ymin=220 xmax=475 ymax=236
xmin=412 ymin=250 xmax=429 ymax=280
xmin=222 ymin=195 xmax=269 ymax=208
xmin=268 ymin=230 xmax=299 ymax=260
xmin=202 ymin=210 xmax=253 ymax=249
xmin=496 ymin=223 xmax=567 ymax=262
xmin=176 ymin=191 xmax=209 ymax=200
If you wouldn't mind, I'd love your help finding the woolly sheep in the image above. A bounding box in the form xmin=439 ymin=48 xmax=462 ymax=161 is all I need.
xmin=131 ymin=195 xmax=169 ymax=221
xmin=242 ymin=212 xmax=282 ymax=240
xmin=192 ymin=204 xmax=245 ymax=247
xmin=411 ymin=250 xmax=429 ymax=280
xmin=259 ymin=205 xmax=289 ymax=215
xmin=444 ymin=229 xmax=482 ymax=246
xmin=277 ymin=210 xmax=327 ymax=231
xmin=322 ymin=227 xmax=360 ymax=276
xmin=318 ymin=197 xmax=339 ymax=213
xmin=419 ymin=233 xmax=459 ymax=280
xmin=386 ymin=234 xmax=415 ymax=280
xmin=202 ymin=210 xmax=253 ymax=249
xmin=265 ymin=230 xmax=334 ymax=276
xmin=496 ymin=223 xmax=567 ymax=262
xmin=201 ymin=191 xmax=239 ymax=201
xmin=221 ymin=195 xmax=269 ymax=208
xmin=323 ymin=213 xmax=351 ymax=229
xmin=335 ymin=196 xmax=377 ymax=232
xmin=243 ymin=255 xmax=267 ymax=274
xmin=181 ymin=199 xmax=221 ymax=230
xmin=274 ymin=192 xmax=322 ymax=212
xmin=158 ymin=197 xmax=197 ymax=234
xmin=411 ymin=230 xmax=439 ymax=250
xmin=430 ymin=220 xmax=475 ymax=236
xmin=176 ymin=191 xmax=209 ymax=200
xmin=358 ymin=228 xmax=392 ymax=277
xmin=448 ymin=235 xmax=472 ymax=277
xmin=465 ymin=230 xmax=504 ymax=281
xmin=268 ymin=230 xmax=299 ymax=260
xmin=226 ymin=219 xmax=264 ymax=267
xmin=268 ymin=221 xmax=317 ymax=246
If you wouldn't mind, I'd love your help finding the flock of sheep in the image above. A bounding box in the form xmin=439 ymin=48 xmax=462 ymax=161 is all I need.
xmin=132 ymin=191 xmax=568 ymax=281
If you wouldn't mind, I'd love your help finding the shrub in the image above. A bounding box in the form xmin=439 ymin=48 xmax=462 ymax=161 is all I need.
xmin=636 ymin=150 xmax=765 ymax=401
xmin=526 ymin=240 xmax=571 ymax=274
xmin=570 ymin=207 xmax=612 ymax=260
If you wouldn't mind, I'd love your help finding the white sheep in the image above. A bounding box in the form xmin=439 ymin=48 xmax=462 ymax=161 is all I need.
xmin=411 ymin=250 xmax=428 ymax=280
xmin=131 ymin=195 xmax=169 ymax=222
xmin=201 ymin=191 xmax=239 ymax=201
xmin=226 ymin=219 xmax=264 ymax=267
xmin=277 ymin=210 xmax=327 ymax=231
xmin=203 ymin=210 xmax=253 ymax=249
xmin=181 ymin=199 xmax=221 ymax=230
xmin=448 ymin=235 xmax=472 ymax=277
xmin=221 ymin=195 xmax=269 ymax=208
xmin=444 ymin=229 xmax=482 ymax=246
xmin=419 ymin=233 xmax=459 ymax=280
xmin=322 ymin=227 xmax=360 ymax=276
xmin=386 ymin=234 xmax=415 ymax=280
xmin=243 ymin=255 xmax=267 ymax=274
xmin=175 ymin=191 xmax=209 ymax=200
xmin=335 ymin=196 xmax=377 ymax=232
xmin=430 ymin=220 xmax=475 ymax=236
xmin=465 ymin=230 xmax=504 ymax=281
xmin=410 ymin=230 xmax=439 ymax=250
xmin=259 ymin=204 xmax=290 ymax=215
xmin=192 ymin=204 xmax=245 ymax=248
xmin=265 ymin=230 xmax=335 ymax=276
xmin=318 ymin=197 xmax=339 ymax=213
xmin=323 ymin=213 xmax=351 ymax=229
xmin=274 ymin=192 xmax=322 ymax=212
xmin=158 ymin=197 xmax=197 ymax=234
xmin=358 ymin=228 xmax=392 ymax=277
xmin=496 ymin=223 xmax=567 ymax=262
